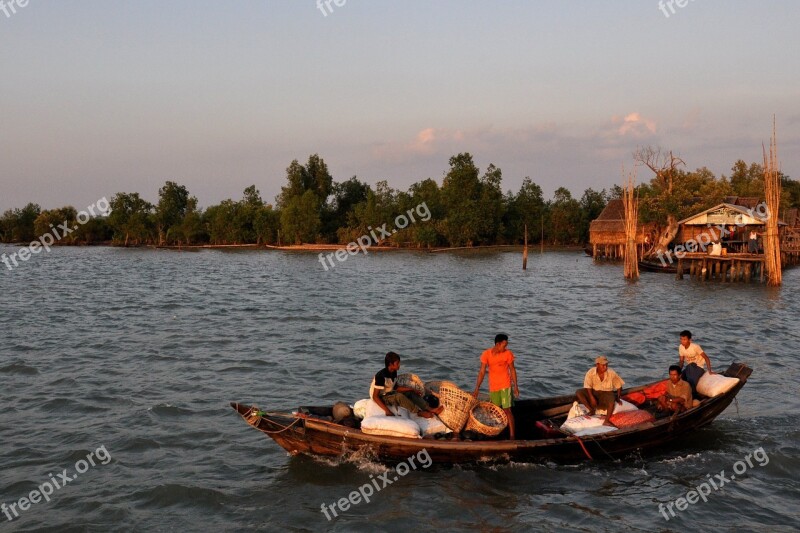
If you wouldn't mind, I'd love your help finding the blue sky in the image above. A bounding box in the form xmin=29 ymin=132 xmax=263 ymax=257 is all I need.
xmin=1 ymin=1 xmax=799 ymax=211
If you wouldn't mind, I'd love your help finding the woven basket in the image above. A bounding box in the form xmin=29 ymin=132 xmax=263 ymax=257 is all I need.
xmin=465 ymin=401 xmax=508 ymax=437
xmin=437 ymin=383 xmax=478 ymax=432
xmin=395 ymin=373 xmax=426 ymax=396
xmin=424 ymin=379 xmax=458 ymax=398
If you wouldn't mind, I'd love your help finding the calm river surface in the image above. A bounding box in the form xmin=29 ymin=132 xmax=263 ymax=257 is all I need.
xmin=1 ymin=246 xmax=798 ymax=532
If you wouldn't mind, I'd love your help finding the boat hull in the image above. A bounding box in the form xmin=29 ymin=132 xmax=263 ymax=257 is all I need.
xmin=232 ymin=363 xmax=751 ymax=464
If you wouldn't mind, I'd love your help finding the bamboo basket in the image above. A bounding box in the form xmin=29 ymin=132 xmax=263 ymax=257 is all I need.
xmin=437 ymin=383 xmax=478 ymax=432
xmin=465 ymin=401 xmax=508 ymax=437
xmin=395 ymin=373 xmax=425 ymax=396
xmin=426 ymin=379 xmax=489 ymax=402
xmin=424 ymin=380 xmax=457 ymax=398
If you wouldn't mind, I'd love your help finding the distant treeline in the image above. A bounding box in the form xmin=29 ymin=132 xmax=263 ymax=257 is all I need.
xmin=2 ymin=152 xmax=799 ymax=247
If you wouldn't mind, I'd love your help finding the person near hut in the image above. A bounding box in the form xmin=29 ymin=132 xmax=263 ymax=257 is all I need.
xmin=575 ymin=355 xmax=625 ymax=426
xmin=748 ymin=229 xmax=760 ymax=253
xmin=678 ymin=330 xmax=714 ymax=396
xmin=657 ymin=365 xmax=694 ymax=413
xmin=472 ymin=333 xmax=519 ymax=440
xmin=370 ymin=352 xmax=443 ymax=419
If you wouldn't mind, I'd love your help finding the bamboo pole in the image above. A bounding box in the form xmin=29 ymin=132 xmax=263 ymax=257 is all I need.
xmin=622 ymin=167 xmax=639 ymax=280
xmin=763 ymin=117 xmax=782 ymax=286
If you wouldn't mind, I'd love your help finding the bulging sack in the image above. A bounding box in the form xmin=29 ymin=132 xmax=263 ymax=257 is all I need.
xmin=573 ymin=425 xmax=618 ymax=437
xmin=609 ymin=410 xmax=655 ymax=428
xmin=596 ymin=399 xmax=639 ymax=416
xmin=353 ymin=399 xmax=370 ymax=420
xmin=360 ymin=416 xmax=421 ymax=438
xmin=411 ymin=414 xmax=450 ymax=436
xmin=364 ymin=399 xmax=409 ymax=419
xmin=561 ymin=414 xmax=606 ymax=434
xmin=697 ymin=373 xmax=740 ymax=397
xmin=567 ymin=401 xmax=589 ymax=419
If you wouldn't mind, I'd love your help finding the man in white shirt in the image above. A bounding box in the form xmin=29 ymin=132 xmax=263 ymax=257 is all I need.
xmin=576 ymin=355 xmax=625 ymax=426
xmin=678 ymin=330 xmax=713 ymax=374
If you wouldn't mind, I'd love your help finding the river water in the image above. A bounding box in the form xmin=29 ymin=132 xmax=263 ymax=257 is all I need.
xmin=1 ymin=246 xmax=798 ymax=532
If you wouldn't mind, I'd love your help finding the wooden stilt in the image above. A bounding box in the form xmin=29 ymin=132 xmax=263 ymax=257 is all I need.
xmin=523 ymin=224 xmax=528 ymax=270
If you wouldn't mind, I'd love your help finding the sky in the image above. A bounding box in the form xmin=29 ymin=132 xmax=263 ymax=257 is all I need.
xmin=1 ymin=0 xmax=799 ymax=212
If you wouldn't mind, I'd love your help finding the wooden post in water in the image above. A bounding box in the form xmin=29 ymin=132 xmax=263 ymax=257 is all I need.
xmin=523 ymin=224 xmax=528 ymax=270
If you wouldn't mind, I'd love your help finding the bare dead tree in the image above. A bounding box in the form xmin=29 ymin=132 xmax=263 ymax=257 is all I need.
xmin=633 ymin=146 xmax=686 ymax=256
xmin=633 ymin=146 xmax=685 ymax=195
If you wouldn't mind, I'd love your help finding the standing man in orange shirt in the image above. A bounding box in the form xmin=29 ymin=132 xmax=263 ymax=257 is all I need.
xmin=472 ymin=334 xmax=520 ymax=440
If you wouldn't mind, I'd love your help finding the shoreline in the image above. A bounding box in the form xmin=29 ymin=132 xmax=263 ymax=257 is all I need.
xmin=0 ymin=242 xmax=585 ymax=253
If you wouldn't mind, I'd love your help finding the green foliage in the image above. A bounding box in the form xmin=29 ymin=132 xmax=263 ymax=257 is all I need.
xmin=782 ymin=174 xmax=800 ymax=214
xmin=35 ymin=207 xmax=78 ymax=244
xmin=281 ymin=190 xmax=321 ymax=244
xmin=439 ymin=153 xmax=506 ymax=246
xmin=0 ymin=203 xmax=41 ymax=243
xmin=277 ymin=154 xmax=333 ymax=208
xmin=108 ymin=192 xmax=154 ymax=245
xmin=548 ymin=187 xmax=582 ymax=244
xmin=277 ymin=155 xmax=333 ymax=243
xmin=155 ymin=181 xmax=194 ymax=245
xmin=503 ymin=178 xmax=546 ymax=243
xmin=639 ymin=167 xmax=732 ymax=225
xmin=324 ymin=177 xmax=370 ymax=242
xmin=579 ymin=188 xmax=609 ymax=243
xmin=203 ymin=186 xmax=279 ymax=245
xmin=11 ymin=152 xmax=796 ymax=250
xmin=727 ymin=160 xmax=764 ymax=198
xmin=74 ymin=217 xmax=113 ymax=244
xmin=406 ymin=178 xmax=445 ymax=247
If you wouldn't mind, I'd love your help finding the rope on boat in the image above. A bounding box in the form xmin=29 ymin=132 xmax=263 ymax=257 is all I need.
xmin=575 ymin=436 xmax=594 ymax=460
xmin=244 ymin=409 xmax=303 ymax=434
xmin=258 ymin=417 xmax=303 ymax=434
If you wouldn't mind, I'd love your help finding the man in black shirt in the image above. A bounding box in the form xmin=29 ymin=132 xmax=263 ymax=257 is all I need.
xmin=370 ymin=352 xmax=442 ymax=419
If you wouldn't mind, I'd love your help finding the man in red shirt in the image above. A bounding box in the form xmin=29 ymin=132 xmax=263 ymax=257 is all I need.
xmin=472 ymin=334 xmax=520 ymax=439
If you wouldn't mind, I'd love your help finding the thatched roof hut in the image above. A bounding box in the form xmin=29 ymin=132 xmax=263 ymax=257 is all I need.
xmin=589 ymin=199 xmax=652 ymax=259
xmin=589 ymin=199 xmax=626 ymax=246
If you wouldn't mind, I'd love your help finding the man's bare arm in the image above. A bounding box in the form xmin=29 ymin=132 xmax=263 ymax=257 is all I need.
xmin=372 ymin=388 xmax=394 ymax=416
xmin=473 ymin=363 xmax=487 ymax=398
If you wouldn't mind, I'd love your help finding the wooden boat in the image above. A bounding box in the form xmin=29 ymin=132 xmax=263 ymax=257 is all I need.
xmin=638 ymin=258 xmax=677 ymax=274
xmin=231 ymin=362 xmax=751 ymax=464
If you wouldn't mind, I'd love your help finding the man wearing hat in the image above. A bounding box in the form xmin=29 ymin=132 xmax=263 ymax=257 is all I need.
xmin=575 ymin=355 xmax=625 ymax=426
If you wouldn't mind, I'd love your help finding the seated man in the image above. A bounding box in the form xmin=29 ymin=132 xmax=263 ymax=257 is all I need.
xmin=370 ymin=352 xmax=443 ymax=419
xmin=658 ymin=365 xmax=694 ymax=413
xmin=575 ymin=355 xmax=625 ymax=426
